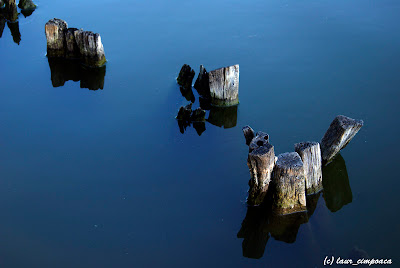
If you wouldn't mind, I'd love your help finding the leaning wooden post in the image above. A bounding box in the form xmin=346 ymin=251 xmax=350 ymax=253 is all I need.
xmin=247 ymin=143 xmax=275 ymax=206
xmin=177 ymin=64 xmax=195 ymax=91
xmin=294 ymin=141 xmax=323 ymax=194
xmin=249 ymin=131 xmax=269 ymax=153
xmin=242 ymin=125 xmax=255 ymax=146
xmin=320 ymin=115 xmax=363 ymax=163
xmin=272 ymin=152 xmax=307 ymax=214
xmin=45 ymin=18 xmax=68 ymax=57
xmin=208 ymin=64 xmax=239 ymax=106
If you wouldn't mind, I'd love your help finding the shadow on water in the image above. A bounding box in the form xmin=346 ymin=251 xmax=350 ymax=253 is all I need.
xmin=47 ymin=58 xmax=106 ymax=90
xmin=322 ymin=154 xmax=353 ymax=213
xmin=237 ymin=193 xmax=321 ymax=259
xmin=0 ymin=0 xmax=36 ymax=45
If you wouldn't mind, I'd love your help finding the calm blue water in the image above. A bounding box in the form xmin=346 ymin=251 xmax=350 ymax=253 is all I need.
xmin=1 ymin=0 xmax=399 ymax=267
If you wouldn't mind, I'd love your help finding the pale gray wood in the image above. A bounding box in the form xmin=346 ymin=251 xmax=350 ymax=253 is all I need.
xmin=74 ymin=29 xmax=106 ymax=67
xmin=45 ymin=18 xmax=68 ymax=57
xmin=208 ymin=64 xmax=239 ymax=106
xmin=247 ymin=143 xmax=275 ymax=206
xmin=242 ymin=125 xmax=255 ymax=146
xmin=272 ymin=152 xmax=306 ymax=214
xmin=295 ymin=141 xmax=322 ymax=194
xmin=320 ymin=115 xmax=363 ymax=163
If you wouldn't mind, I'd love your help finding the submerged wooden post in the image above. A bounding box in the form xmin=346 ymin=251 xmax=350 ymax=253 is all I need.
xmin=272 ymin=152 xmax=306 ymax=214
xmin=45 ymin=18 xmax=68 ymax=57
xmin=242 ymin=125 xmax=255 ymax=146
xmin=74 ymin=29 xmax=106 ymax=67
xmin=320 ymin=115 xmax=363 ymax=163
xmin=294 ymin=141 xmax=323 ymax=194
xmin=247 ymin=143 xmax=275 ymax=206
xmin=208 ymin=64 xmax=239 ymax=106
xmin=177 ymin=64 xmax=195 ymax=90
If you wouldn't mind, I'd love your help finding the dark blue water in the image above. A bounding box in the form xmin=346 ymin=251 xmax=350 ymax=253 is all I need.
xmin=1 ymin=0 xmax=399 ymax=267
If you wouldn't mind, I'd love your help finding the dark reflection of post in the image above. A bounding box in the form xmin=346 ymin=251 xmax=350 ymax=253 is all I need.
xmin=47 ymin=58 xmax=106 ymax=90
xmin=266 ymin=211 xmax=308 ymax=244
xmin=237 ymin=206 xmax=270 ymax=259
xmin=322 ymin=153 xmax=352 ymax=213
xmin=207 ymin=105 xmax=238 ymax=129
xmin=306 ymin=192 xmax=321 ymax=219
xmin=179 ymin=87 xmax=195 ymax=103
xmin=20 ymin=9 xmax=34 ymax=18
xmin=7 ymin=21 xmax=20 ymax=44
xmin=0 ymin=18 xmax=5 ymax=38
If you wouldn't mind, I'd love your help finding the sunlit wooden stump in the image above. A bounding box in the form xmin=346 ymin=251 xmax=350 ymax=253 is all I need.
xmin=45 ymin=18 xmax=68 ymax=57
xmin=247 ymin=143 xmax=275 ymax=206
xmin=320 ymin=115 xmax=363 ymax=163
xmin=272 ymin=152 xmax=306 ymax=214
xmin=294 ymin=141 xmax=323 ymax=194
xmin=208 ymin=64 xmax=239 ymax=106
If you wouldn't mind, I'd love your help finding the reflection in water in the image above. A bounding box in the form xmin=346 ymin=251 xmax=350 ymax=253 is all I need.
xmin=47 ymin=58 xmax=106 ymax=90
xmin=0 ymin=0 xmax=36 ymax=44
xmin=179 ymin=87 xmax=195 ymax=103
xmin=177 ymin=119 xmax=206 ymax=136
xmin=322 ymin=154 xmax=352 ymax=212
xmin=238 ymin=190 xmax=322 ymax=259
xmin=7 ymin=21 xmax=20 ymax=44
xmin=237 ymin=206 xmax=270 ymax=259
xmin=207 ymin=105 xmax=238 ymax=129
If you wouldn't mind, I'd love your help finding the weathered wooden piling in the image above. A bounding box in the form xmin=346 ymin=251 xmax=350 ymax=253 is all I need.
xmin=294 ymin=141 xmax=323 ymax=194
xmin=242 ymin=125 xmax=255 ymax=146
xmin=194 ymin=64 xmax=210 ymax=98
xmin=45 ymin=18 xmax=68 ymax=57
xmin=272 ymin=152 xmax=306 ymax=214
xmin=208 ymin=64 xmax=239 ymax=106
xmin=74 ymin=29 xmax=106 ymax=67
xmin=247 ymin=143 xmax=275 ymax=206
xmin=45 ymin=19 xmax=106 ymax=67
xmin=320 ymin=115 xmax=363 ymax=163
xmin=177 ymin=64 xmax=195 ymax=90
xmin=249 ymin=131 xmax=269 ymax=153
xmin=65 ymin=28 xmax=80 ymax=58
xmin=18 ymin=0 xmax=36 ymax=10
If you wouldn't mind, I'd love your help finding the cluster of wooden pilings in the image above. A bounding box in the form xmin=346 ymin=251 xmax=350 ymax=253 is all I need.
xmin=45 ymin=18 xmax=106 ymax=68
xmin=243 ymin=115 xmax=363 ymax=214
xmin=175 ymin=64 xmax=239 ymax=134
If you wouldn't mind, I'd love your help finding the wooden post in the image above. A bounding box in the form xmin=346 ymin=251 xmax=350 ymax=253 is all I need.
xmin=65 ymin=28 xmax=80 ymax=58
xmin=294 ymin=141 xmax=323 ymax=194
xmin=242 ymin=125 xmax=255 ymax=146
xmin=74 ymin=29 xmax=106 ymax=67
xmin=249 ymin=131 xmax=269 ymax=153
xmin=247 ymin=143 xmax=275 ymax=206
xmin=194 ymin=64 xmax=210 ymax=98
xmin=320 ymin=115 xmax=363 ymax=163
xmin=177 ymin=64 xmax=195 ymax=90
xmin=272 ymin=152 xmax=306 ymax=214
xmin=45 ymin=18 xmax=68 ymax=57
xmin=208 ymin=64 xmax=239 ymax=106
